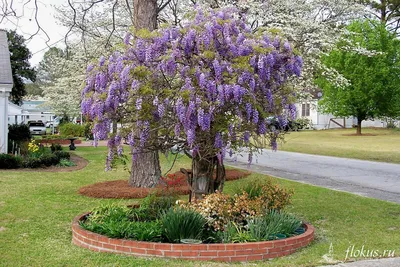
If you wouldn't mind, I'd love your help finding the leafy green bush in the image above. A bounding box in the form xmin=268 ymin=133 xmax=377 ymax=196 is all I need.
xmin=161 ymin=207 xmax=206 ymax=243
xmin=292 ymin=117 xmax=312 ymax=130
xmin=0 ymin=154 xmax=22 ymax=169
xmin=8 ymin=124 xmax=31 ymax=143
xmin=234 ymin=179 xmax=294 ymax=210
xmin=57 ymin=159 xmax=76 ymax=167
xmin=50 ymin=143 xmax=62 ymax=152
xmin=59 ymin=123 xmax=85 ymax=137
xmin=8 ymin=124 xmax=31 ymax=154
xmin=131 ymin=194 xmax=177 ymax=221
xmin=81 ymin=205 xmax=161 ymax=241
xmin=23 ymin=157 xmax=42 ymax=168
xmin=248 ymin=210 xmax=302 ymax=241
xmin=53 ymin=151 xmax=70 ymax=160
xmin=39 ymin=154 xmax=60 ymax=167
xmin=84 ymin=122 xmax=94 ymax=140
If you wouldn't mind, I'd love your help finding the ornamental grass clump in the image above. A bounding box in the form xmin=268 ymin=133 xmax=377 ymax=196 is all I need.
xmin=248 ymin=210 xmax=302 ymax=241
xmin=161 ymin=207 xmax=206 ymax=243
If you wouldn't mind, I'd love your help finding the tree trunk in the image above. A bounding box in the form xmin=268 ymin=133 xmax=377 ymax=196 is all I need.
xmin=129 ymin=150 xmax=161 ymax=187
xmin=356 ymin=119 xmax=362 ymax=135
xmin=190 ymin=155 xmax=226 ymax=200
xmin=133 ymin=0 xmax=158 ymax=31
xmin=129 ymin=0 xmax=161 ymax=188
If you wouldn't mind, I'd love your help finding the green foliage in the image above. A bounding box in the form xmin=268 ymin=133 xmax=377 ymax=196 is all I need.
xmin=161 ymin=207 xmax=206 ymax=243
xmin=59 ymin=123 xmax=85 ymax=137
xmin=0 ymin=154 xmax=22 ymax=169
xmin=8 ymin=124 xmax=31 ymax=143
xmin=248 ymin=210 xmax=302 ymax=241
xmin=189 ymin=180 xmax=293 ymax=232
xmin=57 ymin=159 xmax=76 ymax=167
xmin=7 ymin=30 xmax=36 ymax=105
xmin=83 ymin=122 xmax=94 ymax=140
xmin=316 ymin=20 xmax=400 ymax=131
xmin=219 ymin=221 xmax=256 ymax=243
xmin=292 ymin=117 xmax=312 ymax=130
xmin=53 ymin=151 xmax=70 ymax=160
xmin=81 ymin=204 xmax=161 ymax=241
xmin=131 ymin=194 xmax=177 ymax=222
xmin=38 ymin=154 xmax=60 ymax=167
xmin=50 ymin=143 xmax=63 ymax=152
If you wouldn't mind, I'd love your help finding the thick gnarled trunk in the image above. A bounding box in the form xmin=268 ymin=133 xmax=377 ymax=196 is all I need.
xmin=129 ymin=150 xmax=161 ymax=187
xmin=190 ymin=155 xmax=226 ymax=200
xmin=129 ymin=0 xmax=161 ymax=188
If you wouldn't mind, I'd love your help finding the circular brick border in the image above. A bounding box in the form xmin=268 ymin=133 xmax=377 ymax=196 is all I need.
xmin=72 ymin=213 xmax=314 ymax=262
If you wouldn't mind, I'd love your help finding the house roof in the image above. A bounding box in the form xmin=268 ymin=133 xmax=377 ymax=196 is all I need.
xmin=0 ymin=30 xmax=13 ymax=86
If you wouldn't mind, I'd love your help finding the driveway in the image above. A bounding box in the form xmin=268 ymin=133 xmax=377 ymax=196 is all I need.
xmin=226 ymin=150 xmax=400 ymax=204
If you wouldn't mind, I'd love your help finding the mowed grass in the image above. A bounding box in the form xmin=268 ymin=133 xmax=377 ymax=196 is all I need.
xmin=0 ymin=146 xmax=399 ymax=266
xmin=279 ymin=128 xmax=400 ymax=164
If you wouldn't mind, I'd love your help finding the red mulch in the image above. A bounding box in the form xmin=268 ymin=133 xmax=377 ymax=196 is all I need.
xmin=78 ymin=169 xmax=251 ymax=199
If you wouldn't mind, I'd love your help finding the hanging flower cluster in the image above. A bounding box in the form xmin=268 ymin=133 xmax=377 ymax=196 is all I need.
xmin=81 ymin=8 xmax=302 ymax=170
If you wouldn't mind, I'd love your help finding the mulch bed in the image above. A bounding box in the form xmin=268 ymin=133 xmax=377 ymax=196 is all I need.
xmin=78 ymin=169 xmax=251 ymax=199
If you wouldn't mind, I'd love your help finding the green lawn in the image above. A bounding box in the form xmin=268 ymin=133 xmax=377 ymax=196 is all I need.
xmin=279 ymin=128 xmax=400 ymax=164
xmin=1 ymin=147 xmax=399 ymax=266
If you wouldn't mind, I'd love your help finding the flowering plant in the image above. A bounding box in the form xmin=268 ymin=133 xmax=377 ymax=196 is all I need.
xmin=81 ymin=8 xmax=302 ymax=194
xmin=27 ymin=140 xmax=39 ymax=153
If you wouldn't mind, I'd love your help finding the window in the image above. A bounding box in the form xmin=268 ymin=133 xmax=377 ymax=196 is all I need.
xmin=302 ymin=103 xmax=310 ymax=117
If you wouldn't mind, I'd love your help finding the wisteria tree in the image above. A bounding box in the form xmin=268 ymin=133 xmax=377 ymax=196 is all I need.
xmin=81 ymin=8 xmax=302 ymax=199
xmin=197 ymin=0 xmax=366 ymax=96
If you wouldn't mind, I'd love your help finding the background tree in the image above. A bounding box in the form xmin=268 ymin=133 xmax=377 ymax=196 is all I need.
xmin=7 ymin=30 xmax=36 ymax=105
xmin=316 ymin=20 xmax=400 ymax=134
xmin=82 ymin=8 xmax=302 ymax=199
xmin=360 ymin=0 xmax=400 ymax=34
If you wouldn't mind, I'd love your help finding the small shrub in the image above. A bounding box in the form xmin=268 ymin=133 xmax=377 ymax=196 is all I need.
xmin=23 ymin=157 xmax=42 ymax=168
xmin=8 ymin=124 xmax=31 ymax=143
xmin=220 ymin=221 xmax=256 ymax=243
xmin=59 ymin=123 xmax=85 ymax=137
xmin=248 ymin=210 xmax=302 ymax=241
xmin=161 ymin=207 xmax=206 ymax=243
xmin=81 ymin=204 xmax=162 ymax=241
xmin=235 ymin=179 xmax=293 ymax=211
xmin=290 ymin=117 xmax=312 ymax=131
xmin=57 ymin=159 xmax=76 ymax=167
xmin=0 ymin=154 xmax=22 ymax=169
xmin=50 ymin=143 xmax=62 ymax=152
xmin=83 ymin=122 xmax=94 ymax=140
xmin=39 ymin=154 xmax=60 ymax=167
xmin=188 ymin=180 xmax=293 ymax=231
xmin=53 ymin=151 xmax=70 ymax=160
xmin=131 ymin=193 xmax=177 ymax=222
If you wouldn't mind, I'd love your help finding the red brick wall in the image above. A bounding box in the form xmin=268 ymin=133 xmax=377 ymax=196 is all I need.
xmin=72 ymin=213 xmax=314 ymax=262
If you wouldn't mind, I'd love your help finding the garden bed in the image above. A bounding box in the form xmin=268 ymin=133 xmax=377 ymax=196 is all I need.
xmin=72 ymin=212 xmax=314 ymax=262
xmin=78 ymin=169 xmax=250 ymax=199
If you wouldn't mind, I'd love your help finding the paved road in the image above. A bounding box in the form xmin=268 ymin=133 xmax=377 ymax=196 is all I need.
xmin=226 ymin=150 xmax=400 ymax=204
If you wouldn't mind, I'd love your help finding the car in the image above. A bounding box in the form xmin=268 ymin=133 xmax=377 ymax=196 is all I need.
xmin=29 ymin=121 xmax=46 ymax=135
xmin=45 ymin=118 xmax=60 ymax=128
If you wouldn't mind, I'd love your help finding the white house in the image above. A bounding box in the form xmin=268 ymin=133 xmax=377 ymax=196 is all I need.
xmin=0 ymin=29 xmax=13 ymax=154
xmin=7 ymin=101 xmax=23 ymax=124
xmin=295 ymin=100 xmax=393 ymax=130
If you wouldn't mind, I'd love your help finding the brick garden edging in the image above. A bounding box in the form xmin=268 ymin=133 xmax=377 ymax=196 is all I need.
xmin=72 ymin=213 xmax=314 ymax=262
